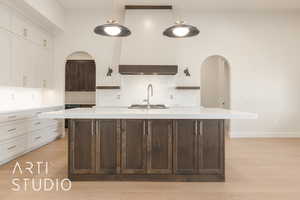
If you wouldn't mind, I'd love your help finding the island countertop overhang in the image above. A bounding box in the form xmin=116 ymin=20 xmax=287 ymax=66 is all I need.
xmin=39 ymin=107 xmax=258 ymax=120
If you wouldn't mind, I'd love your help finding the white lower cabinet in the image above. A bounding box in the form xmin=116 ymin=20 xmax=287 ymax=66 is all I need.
xmin=0 ymin=106 xmax=64 ymax=165
xmin=0 ymin=136 xmax=27 ymax=162
xmin=0 ymin=120 xmax=28 ymax=141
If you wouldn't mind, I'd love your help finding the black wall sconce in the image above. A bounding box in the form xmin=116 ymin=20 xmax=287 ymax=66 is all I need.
xmin=184 ymin=68 xmax=191 ymax=76
xmin=106 ymin=67 xmax=113 ymax=76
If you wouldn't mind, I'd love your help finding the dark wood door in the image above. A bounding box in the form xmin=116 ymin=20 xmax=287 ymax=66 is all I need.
xmin=65 ymin=60 xmax=96 ymax=91
xmin=199 ymin=120 xmax=225 ymax=175
xmin=147 ymin=120 xmax=173 ymax=174
xmin=121 ymin=120 xmax=147 ymax=174
xmin=95 ymin=120 xmax=121 ymax=174
xmin=69 ymin=119 xmax=95 ymax=174
xmin=173 ymin=120 xmax=198 ymax=174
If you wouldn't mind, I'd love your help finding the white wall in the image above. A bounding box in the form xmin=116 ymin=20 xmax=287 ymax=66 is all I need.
xmin=181 ymin=12 xmax=300 ymax=137
xmin=53 ymin=9 xmax=120 ymax=106
xmin=54 ymin=10 xmax=300 ymax=137
xmin=120 ymin=9 xmax=175 ymax=65
xmin=23 ymin=0 xmax=65 ymax=30
xmin=98 ymin=9 xmax=199 ymax=107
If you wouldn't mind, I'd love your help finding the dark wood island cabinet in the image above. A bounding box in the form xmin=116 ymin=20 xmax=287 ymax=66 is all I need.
xmin=68 ymin=119 xmax=225 ymax=182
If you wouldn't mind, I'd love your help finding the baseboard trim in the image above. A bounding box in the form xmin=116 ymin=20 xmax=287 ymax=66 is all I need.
xmin=230 ymin=131 xmax=300 ymax=138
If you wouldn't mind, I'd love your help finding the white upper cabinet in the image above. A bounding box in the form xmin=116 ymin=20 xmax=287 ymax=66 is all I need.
xmin=38 ymin=47 xmax=53 ymax=88
xmin=11 ymin=37 xmax=45 ymax=88
xmin=1 ymin=4 xmax=54 ymax=89
xmin=0 ymin=3 xmax=11 ymax=30
xmin=11 ymin=14 xmax=31 ymax=39
xmin=0 ymin=29 xmax=12 ymax=86
xmin=11 ymin=36 xmax=28 ymax=87
xmin=26 ymin=41 xmax=40 ymax=88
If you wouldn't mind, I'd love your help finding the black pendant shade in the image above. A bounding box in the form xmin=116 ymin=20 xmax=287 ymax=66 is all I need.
xmin=94 ymin=20 xmax=131 ymax=37
xmin=163 ymin=21 xmax=200 ymax=38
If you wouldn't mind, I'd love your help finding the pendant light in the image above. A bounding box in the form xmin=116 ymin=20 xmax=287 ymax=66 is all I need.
xmin=163 ymin=21 xmax=199 ymax=38
xmin=94 ymin=20 xmax=131 ymax=37
xmin=163 ymin=0 xmax=199 ymax=38
xmin=94 ymin=0 xmax=131 ymax=37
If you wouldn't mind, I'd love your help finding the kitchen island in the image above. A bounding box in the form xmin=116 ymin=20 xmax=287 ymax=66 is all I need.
xmin=40 ymin=107 xmax=257 ymax=182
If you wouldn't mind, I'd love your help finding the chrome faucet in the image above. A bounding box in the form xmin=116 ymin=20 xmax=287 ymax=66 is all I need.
xmin=143 ymin=84 xmax=153 ymax=109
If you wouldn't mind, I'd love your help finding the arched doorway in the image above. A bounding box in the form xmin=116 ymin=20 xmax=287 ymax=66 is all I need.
xmin=64 ymin=51 xmax=96 ymax=128
xmin=201 ymin=55 xmax=231 ymax=133
xmin=201 ymin=55 xmax=230 ymax=109
xmin=66 ymin=51 xmax=94 ymax=60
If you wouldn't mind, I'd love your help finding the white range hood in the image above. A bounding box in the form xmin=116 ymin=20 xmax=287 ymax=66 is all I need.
xmin=120 ymin=9 xmax=176 ymax=66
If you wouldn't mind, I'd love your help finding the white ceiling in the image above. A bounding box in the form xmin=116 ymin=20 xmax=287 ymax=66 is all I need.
xmin=56 ymin=0 xmax=300 ymax=11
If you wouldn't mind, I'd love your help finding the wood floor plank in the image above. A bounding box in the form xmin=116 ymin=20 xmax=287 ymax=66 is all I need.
xmin=1 ymin=134 xmax=300 ymax=199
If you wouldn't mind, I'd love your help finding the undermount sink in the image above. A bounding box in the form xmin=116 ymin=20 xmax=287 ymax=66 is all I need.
xmin=128 ymin=104 xmax=168 ymax=109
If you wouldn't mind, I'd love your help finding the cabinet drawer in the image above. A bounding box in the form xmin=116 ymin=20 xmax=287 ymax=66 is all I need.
xmin=0 ymin=136 xmax=27 ymax=161
xmin=28 ymin=125 xmax=60 ymax=148
xmin=28 ymin=130 xmax=47 ymax=148
xmin=0 ymin=112 xmax=32 ymax=123
xmin=0 ymin=121 xmax=28 ymax=141
xmin=29 ymin=118 xmax=57 ymax=132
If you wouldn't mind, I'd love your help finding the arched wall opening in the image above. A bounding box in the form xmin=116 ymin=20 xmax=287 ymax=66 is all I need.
xmin=201 ymin=55 xmax=231 ymax=133
xmin=201 ymin=55 xmax=231 ymax=109
xmin=66 ymin=51 xmax=94 ymax=60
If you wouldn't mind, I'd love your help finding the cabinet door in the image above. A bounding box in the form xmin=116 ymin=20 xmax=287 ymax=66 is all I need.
xmin=65 ymin=60 xmax=96 ymax=91
xmin=11 ymin=36 xmax=26 ymax=87
xmin=0 ymin=3 xmax=11 ymax=30
xmin=173 ymin=120 xmax=198 ymax=174
xmin=69 ymin=119 xmax=95 ymax=174
xmin=38 ymin=47 xmax=53 ymax=88
xmin=95 ymin=120 xmax=121 ymax=174
xmin=11 ymin=14 xmax=30 ymax=38
xmin=0 ymin=29 xmax=11 ymax=86
xmin=121 ymin=120 xmax=147 ymax=174
xmin=199 ymin=120 xmax=224 ymax=175
xmin=147 ymin=120 xmax=172 ymax=174
xmin=27 ymin=42 xmax=40 ymax=88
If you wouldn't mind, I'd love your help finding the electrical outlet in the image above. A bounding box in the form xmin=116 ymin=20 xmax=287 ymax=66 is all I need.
xmin=117 ymin=95 xmax=121 ymax=100
xmin=170 ymin=94 xmax=174 ymax=100
xmin=11 ymin=94 xmax=15 ymax=101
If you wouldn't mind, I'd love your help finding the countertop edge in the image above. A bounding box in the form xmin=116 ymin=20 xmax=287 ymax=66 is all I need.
xmin=40 ymin=112 xmax=258 ymax=120
xmin=0 ymin=105 xmax=64 ymax=115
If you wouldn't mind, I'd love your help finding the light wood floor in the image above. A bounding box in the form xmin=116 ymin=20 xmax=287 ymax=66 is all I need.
xmin=1 ymin=135 xmax=300 ymax=200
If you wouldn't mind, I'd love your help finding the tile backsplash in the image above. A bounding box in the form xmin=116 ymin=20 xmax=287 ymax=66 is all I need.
xmin=65 ymin=91 xmax=96 ymax=105
xmin=0 ymin=87 xmax=43 ymax=110
xmin=97 ymin=76 xmax=200 ymax=107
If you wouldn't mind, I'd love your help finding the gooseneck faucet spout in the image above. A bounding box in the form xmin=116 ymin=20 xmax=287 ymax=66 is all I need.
xmin=144 ymin=84 xmax=153 ymax=109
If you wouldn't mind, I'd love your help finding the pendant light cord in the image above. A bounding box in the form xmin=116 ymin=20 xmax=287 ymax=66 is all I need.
xmin=111 ymin=0 xmax=117 ymax=22
xmin=171 ymin=0 xmax=179 ymax=66
xmin=172 ymin=0 xmax=181 ymax=23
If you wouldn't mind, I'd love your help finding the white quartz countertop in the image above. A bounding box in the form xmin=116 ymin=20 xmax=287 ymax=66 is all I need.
xmin=39 ymin=107 xmax=258 ymax=120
